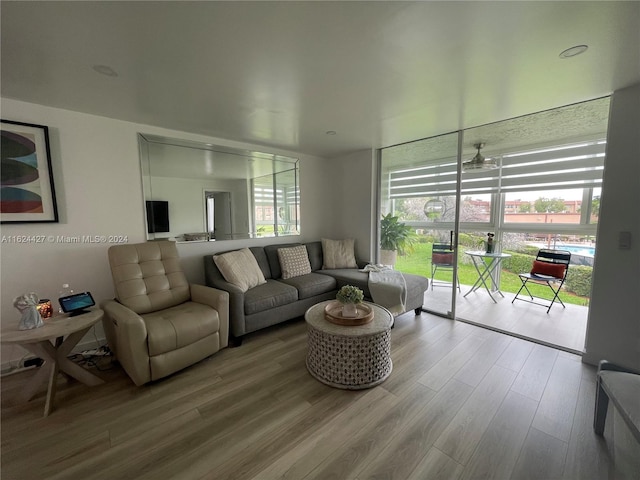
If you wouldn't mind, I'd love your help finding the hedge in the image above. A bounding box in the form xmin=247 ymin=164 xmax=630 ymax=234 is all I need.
xmin=502 ymin=251 xmax=534 ymax=275
xmin=565 ymin=266 xmax=593 ymax=297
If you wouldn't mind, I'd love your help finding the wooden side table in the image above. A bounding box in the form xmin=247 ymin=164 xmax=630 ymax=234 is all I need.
xmin=305 ymin=301 xmax=393 ymax=390
xmin=1 ymin=309 xmax=105 ymax=416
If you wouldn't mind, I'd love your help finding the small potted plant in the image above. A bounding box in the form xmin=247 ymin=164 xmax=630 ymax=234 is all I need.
xmin=336 ymin=285 xmax=364 ymax=318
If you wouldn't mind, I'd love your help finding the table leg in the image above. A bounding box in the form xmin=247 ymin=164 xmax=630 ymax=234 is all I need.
xmin=484 ymin=260 xmax=505 ymax=299
xmin=464 ymin=257 xmax=484 ymax=295
xmin=464 ymin=257 xmax=504 ymax=303
xmin=18 ymin=343 xmax=55 ymax=403
xmin=15 ymin=327 xmax=104 ymax=416
xmin=465 ymin=257 xmax=496 ymax=300
xmin=16 ymin=360 xmax=51 ymax=403
xmin=44 ymin=338 xmax=62 ymax=416
xmin=478 ymin=260 xmax=498 ymax=302
xmin=55 ymin=328 xmax=104 ymax=386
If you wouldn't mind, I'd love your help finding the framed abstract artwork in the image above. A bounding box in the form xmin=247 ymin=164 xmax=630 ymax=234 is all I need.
xmin=1 ymin=120 xmax=59 ymax=223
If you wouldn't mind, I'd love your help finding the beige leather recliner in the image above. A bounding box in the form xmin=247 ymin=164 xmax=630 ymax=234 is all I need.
xmin=101 ymin=241 xmax=229 ymax=386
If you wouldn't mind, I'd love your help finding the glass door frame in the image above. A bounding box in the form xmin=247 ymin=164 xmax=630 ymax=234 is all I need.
xmin=376 ymin=130 xmax=465 ymax=320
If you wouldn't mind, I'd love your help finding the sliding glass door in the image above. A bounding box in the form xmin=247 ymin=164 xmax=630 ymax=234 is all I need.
xmin=380 ymin=131 xmax=461 ymax=318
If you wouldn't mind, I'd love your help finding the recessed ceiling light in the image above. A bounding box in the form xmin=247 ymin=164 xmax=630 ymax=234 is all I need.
xmin=559 ymin=45 xmax=588 ymax=59
xmin=325 ymin=130 xmax=337 ymax=135
xmin=92 ymin=64 xmax=118 ymax=77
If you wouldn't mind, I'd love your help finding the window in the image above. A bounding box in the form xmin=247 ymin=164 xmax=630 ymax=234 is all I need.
xmin=380 ymin=97 xmax=609 ymax=256
xmin=504 ymin=187 xmax=601 ymax=226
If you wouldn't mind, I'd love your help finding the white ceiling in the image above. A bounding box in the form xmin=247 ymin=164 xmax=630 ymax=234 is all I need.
xmin=1 ymin=1 xmax=639 ymax=158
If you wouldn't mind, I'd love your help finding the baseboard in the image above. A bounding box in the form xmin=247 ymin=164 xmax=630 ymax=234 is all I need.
xmin=1 ymin=335 xmax=106 ymax=376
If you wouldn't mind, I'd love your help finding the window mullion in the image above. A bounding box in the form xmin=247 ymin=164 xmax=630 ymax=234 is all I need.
xmin=581 ymin=188 xmax=592 ymax=224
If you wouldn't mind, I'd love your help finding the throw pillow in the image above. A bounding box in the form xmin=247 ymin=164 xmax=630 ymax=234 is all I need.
xmin=278 ymin=245 xmax=312 ymax=279
xmin=213 ymin=248 xmax=266 ymax=292
xmin=321 ymin=238 xmax=358 ymax=269
xmin=531 ymin=260 xmax=566 ymax=279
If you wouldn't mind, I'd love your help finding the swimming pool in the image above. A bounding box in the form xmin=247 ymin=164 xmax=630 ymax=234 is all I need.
xmin=530 ymin=243 xmax=596 ymax=256
xmin=554 ymin=244 xmax=596 ymax=256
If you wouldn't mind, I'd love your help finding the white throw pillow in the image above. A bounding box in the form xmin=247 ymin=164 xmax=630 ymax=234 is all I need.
xmin=278 ymin=245 xmax=312 ymax=279
xmin=213 ymin=248 xmax=266 ymax=292
xmin=321 ymin=238 xmax=358 ymax=269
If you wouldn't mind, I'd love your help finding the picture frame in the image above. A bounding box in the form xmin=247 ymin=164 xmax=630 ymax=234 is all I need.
xmin=1 ymin=120 xmax=59 ymax=223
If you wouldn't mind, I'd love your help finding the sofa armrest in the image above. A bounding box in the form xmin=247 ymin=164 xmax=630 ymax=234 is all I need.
xmin=357 ymin=259 xmax=371 ymax=269
xmin=191 ymin=284 xmax=230 ymax=348
xmin=100 ymin=299 xmax=151 ymax=386
xmin=203 ymin=278 xmax=247 ymax=338
xmin=598 ymin=360 xmax=640 ymax=375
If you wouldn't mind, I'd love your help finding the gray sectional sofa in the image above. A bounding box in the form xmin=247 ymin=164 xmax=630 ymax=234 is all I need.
xmin=203 ymin=241 xmax=429 ymax=344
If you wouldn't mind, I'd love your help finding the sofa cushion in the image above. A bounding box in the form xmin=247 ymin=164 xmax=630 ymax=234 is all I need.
xmin=278 ymin=245 xmax=312 ymax=279
xmin=321 ymin=238 xmax=358 ymax=269
xmin=321 ymin=268 xmax=371 ymax=297
xmin=280 ymin=272 xmax=337 ymax=299
xmin=213 ymin=248 xmax=267 ymax=292
xmin=305 ymin=241 xmax=324 ymax=271
xmin=143 ymin=301 xmax=220 ymax=357
xmin=249 ymin=246 xmax=272 ymax=279
xmin=244 ymin=280 xmax=298 ymax=315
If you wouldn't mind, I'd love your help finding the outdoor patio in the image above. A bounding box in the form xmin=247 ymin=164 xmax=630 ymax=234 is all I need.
xmin=422 ymin=283 xmax=589 ymax=354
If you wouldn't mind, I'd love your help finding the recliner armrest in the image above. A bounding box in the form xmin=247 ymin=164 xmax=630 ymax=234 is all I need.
xmin=100 ymin=299 xmax=151 ymax=386
xmin=190 ymin=284 xmax=230 ymax=348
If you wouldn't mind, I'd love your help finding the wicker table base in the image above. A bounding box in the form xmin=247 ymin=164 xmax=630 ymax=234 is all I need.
xmin=305 ymin=301 xmax=393 ymax=390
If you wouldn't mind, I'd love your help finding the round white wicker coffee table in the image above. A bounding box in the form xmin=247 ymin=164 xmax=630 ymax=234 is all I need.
xmin=305 ymin=301 xmax=393 ymax=390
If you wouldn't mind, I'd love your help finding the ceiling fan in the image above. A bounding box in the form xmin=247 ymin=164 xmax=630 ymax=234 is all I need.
xmin=462 ymin=143 xmax=499 ymax=171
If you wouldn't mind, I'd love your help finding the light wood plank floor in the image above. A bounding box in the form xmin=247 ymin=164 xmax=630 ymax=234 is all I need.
xmin=424 ymin=283 xmax=588 ymax=353
xmin=1 ymin=311 xmax=612 ymax=480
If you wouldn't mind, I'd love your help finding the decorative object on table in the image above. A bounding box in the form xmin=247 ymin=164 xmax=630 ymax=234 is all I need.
xmin=336 ymin=285 xmax=364 ymax=318
xmin=183 ymin=232 xmax=209 ymax=242
xmin=324 ymin=300 xmax=374 ymax=326
xmin=13 ymin=292 xmax=44 ymax=330
xmin=36 ymin=299 xmax=53 ymax=319
xmin=1 ymin=120 xmax=58 ymax=224
xmin=485 ymin=233 xmax=495 ymax=253
xmin=58 ymin=291 xmax=96 ymax=317
xmin=58 ymin=283 xmax=74 ymax=313
xmin=380 ymin=213 xmax=416 ymax=267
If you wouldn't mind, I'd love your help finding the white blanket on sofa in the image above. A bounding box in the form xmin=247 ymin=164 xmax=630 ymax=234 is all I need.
xmin=360 ymin=264 xmax=407 ymax=316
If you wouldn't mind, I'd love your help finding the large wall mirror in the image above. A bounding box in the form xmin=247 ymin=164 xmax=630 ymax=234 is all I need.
xmin=139 ymin=134 xmax=300 ymax=242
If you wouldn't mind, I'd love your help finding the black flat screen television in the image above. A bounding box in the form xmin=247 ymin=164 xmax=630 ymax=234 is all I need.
xmin=146 ymin=200 xmax=170 ymax=234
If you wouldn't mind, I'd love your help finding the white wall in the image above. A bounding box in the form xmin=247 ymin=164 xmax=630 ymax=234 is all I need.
xmin=0 ymin=98 xmax=329 ymax=367
xmin=583 ymin=83 xmax=640 ymax=371
xmin=326 ymin=149 xmax=378 ymax=263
